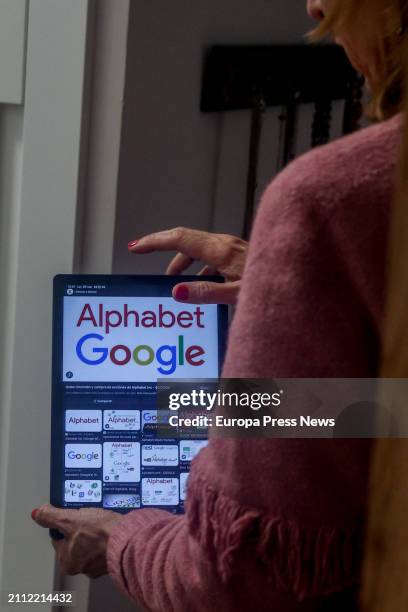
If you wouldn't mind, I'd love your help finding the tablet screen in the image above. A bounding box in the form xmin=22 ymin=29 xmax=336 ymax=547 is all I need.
xmin=51 ymin=275 xmax=228 ymax=514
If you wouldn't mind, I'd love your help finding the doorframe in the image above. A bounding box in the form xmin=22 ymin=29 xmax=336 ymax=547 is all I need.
xmin=0 ymin=1 xmax=129 ymax=608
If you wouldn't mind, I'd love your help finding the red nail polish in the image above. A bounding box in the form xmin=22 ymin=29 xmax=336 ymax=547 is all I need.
xmin=174 ymin=285 xmax=189 ymax=301
xmin=128 ymin=240 xmax=139 ymax=248
xmin=31 ymin=508 xmax=39 ymax=520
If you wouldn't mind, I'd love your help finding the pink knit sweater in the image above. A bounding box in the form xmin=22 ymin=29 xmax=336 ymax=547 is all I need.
xmin=107 ymin=115 xmax=401 ymax=611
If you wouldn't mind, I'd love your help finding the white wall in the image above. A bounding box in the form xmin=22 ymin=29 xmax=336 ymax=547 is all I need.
xmin=0 ymin=0 xmax=28 ymax=104
xmin=0 ymin=0 xmax=93 ymax=604
xmin=113 ymin=0 xmax=334 ymax=274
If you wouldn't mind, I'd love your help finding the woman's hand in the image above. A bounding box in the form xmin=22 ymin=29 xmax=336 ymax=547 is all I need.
xmin=128 ymin=227 xmax=248 ymax=305
xmin=31 ymin=505 xmax=122 ymax=578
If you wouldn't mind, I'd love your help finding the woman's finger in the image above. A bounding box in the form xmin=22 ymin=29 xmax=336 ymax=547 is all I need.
xmin=198 ymin=266 xmax=219 ymax=276
xmin=166 ymin=253 xmax=195 ymax=275
xmin=172 ymin=281 xmax=240 ymax=305
xmin=128 ymin=228 xmax=228 ymax=270
xmin=33 ymin=504 xmax=74 ymax=535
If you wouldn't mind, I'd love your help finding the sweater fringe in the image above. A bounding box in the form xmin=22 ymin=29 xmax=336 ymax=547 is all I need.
xmin=186 ymin=475 xmax=363 ymax=601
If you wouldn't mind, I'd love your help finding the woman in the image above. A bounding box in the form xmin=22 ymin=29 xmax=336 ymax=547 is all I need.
xmin=33 ymin=0 xmax=405 ymax=610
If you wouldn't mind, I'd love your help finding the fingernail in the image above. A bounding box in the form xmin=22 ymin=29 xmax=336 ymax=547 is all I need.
xmin=128 ymin=240 xmax=139 ymax=248
xmin=31 ymin=508 xmax=39 ymax=521
xmin=174 ymin=285 xmax=189 ymax=301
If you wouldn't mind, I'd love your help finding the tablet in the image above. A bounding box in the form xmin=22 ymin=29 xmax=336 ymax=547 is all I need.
xmin=51 ymin=275 xmax=228 ymax=515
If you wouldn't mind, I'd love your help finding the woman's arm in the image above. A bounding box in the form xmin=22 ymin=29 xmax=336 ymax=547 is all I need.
xmin=107 ymin=147 xmax=381 ymax=610
xmin=107 ymin=507 xmax=331 ymax=612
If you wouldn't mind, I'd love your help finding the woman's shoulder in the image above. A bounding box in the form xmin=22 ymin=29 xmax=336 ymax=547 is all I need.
xmin=261 ymin=114 xmax=402 ymax=222
xmin=248 ymin=116 xmax=402 ymax=328
xmin=284 ymin=113 xmax=401 ymax=191
xmin=303 ymin=112 xmax=400 ymax=163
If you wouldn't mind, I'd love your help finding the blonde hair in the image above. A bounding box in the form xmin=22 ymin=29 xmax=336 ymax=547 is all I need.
xmin=309 ymin=0 xmax=408 ymax=120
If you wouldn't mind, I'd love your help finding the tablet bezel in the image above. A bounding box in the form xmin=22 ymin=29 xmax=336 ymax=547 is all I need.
xmin=50 ymin=274 xmax=228 ymax=512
